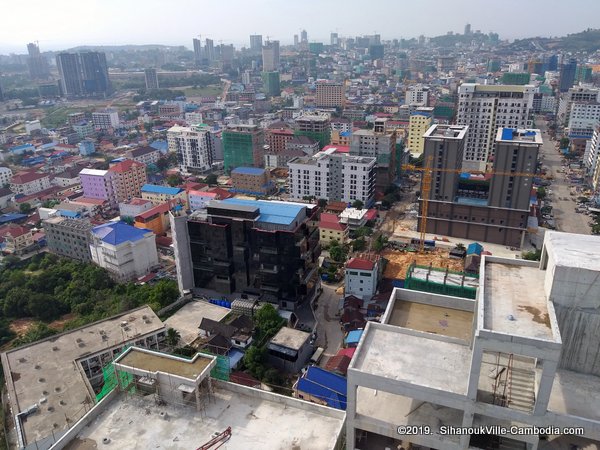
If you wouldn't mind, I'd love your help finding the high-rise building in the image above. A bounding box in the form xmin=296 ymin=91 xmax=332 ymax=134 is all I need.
xmin=26 ymin=42 xmax=49 ymax=80
xmin=407 ymin=108 xmax=433 ymax=157
xmin=193 ymin=38 xmax=202 ymax=66
xmin=369 ymin=44 xmax=384 ymax=60
xmin=79 ymin=168 xmax=118 ymax=208
xmin=262 ymin=40 xmax=280 ymax=72
xmin=315 ymin=81 xmax=345 ymax=108
xmin=222 ymin=124 xmax=265 ymax=170
xmin=249 ymin=34 xmax=263 ymax=54
xmin=557 ymin=86 xmax=600 ymax=126
xmin=405 ymin=84 xmax=430 ymax=106
xmin=295 ymin=113 xmax=331 ymax=147
xmin=464 ymin=23 xmax=472 ymax=35
xmin=350 ymin=118 xmax=397 ymax=189
xmin=456 ymin=83 xmax=535 ymax=171
xmin=559 ymin=58 xmax=577 ymax=92
xmin=420 ymin=125 xmax=541 ymax=247
xmin=288 ymin=148 xmax=376 ymax=204
xmin=204 ymin=38 xmax=215 ymax=63
xmin=56 ymin=52 xmax=111 ymax=98
xmin=300 ymin=30 xmax=308 ymax=44
xmin=167 ymin=124 xmax=217 ymax=174
xmin=219 ymin=44 xmax=234 ymax=66
xmin=294 ymin=34 xmax=299 ymax=46
xmin=171 ymin=198 xmax=320 ymax=310
xmin=330 ymin=33 xmax=338 ymax=46
xmin=144 ymin=68 xmax=159 ymax=90
xmin=261 ymin=71 xmax=280 ymax=97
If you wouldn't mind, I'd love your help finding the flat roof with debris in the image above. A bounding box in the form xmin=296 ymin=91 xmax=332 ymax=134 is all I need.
xmin=269 ymin=327 xmax=310 ymax=350
xmin=483 ymin=261 xmax=556 ymax=342
xmin=164 ymin=301 xmax=230 ymax=345
xmin=64 ymin=383 xmax=345 ymax=450
xmin=1 ymin=306 xmax=164 ymax=446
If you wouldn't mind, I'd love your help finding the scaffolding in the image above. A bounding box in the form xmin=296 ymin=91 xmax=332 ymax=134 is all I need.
xmin=404 ymin=262 xmax=478 ymax=299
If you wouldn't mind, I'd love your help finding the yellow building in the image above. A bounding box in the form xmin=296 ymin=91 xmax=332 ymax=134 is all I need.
xmin=134 ymin=201 xmax=175 ymax=235
xmin=319 ymin=212 xmax=349 ymax=245
xmin=407 ymin=110 xmax=433 ymax=157
xmin=331 ymin=129 xmax=351 ymax=147
xmin=140 ymin=184 xmax=188 ymax=209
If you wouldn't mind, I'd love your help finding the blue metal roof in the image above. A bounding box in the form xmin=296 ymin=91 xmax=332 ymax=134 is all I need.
xmin=0 ymin=213 xmax=27 ymax=224
xmin=297 ymin=367 xmax=347 ymax=410
xmin=222 ymin=198 xmax=304 ymax=226
xmin=231 ymin=167 xmax=266 ymax=176
xmin=345 ymin=330 xmax=364 ymax=345
xmin=58 ymin=210 xmax=80 ymax=218
xmin=10 ymin=144 xmax=35 ymax=153
xmin=92 ymin=221 xmax=151 ymax=245
xmin=141 ymin=184 xmax=183 ymax=195
xmin=150 ymin=140 xmax=168 ymax=153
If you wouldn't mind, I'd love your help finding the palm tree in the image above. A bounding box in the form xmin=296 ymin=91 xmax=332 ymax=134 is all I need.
xmin=166 ymin=328 xmax=181 ymax=348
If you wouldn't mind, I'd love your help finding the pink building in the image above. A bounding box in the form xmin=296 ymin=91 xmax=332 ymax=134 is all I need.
xmin=79 ymin=168 xmax=117 ymax=208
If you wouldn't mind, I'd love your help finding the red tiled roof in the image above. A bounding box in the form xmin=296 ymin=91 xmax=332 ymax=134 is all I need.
xmin=109 ymin=159 xmax=145 ymax=173
xmin=324 ymin=354 xmax=351 ymax=376
xmin=346 ymin=258 xmax=375 ymax=271
xmin=321 ymin=145 xmax=350 ymax=154
xmin=364 ymin=209 xmax=378 ymax=221
xmin=337 ymin=347 xmax=356 ymax=359
xmin=127 ymin=197 xmax=152 ymax=206
xmin=208 ymin=187 xmax=233 ymax=199
xmin=189 ymin=190 xmax=218 ymax=198
xmin=135 ymin=200 xmax=177 ymax=220
xmin=155 ymin=236 xmax=172 ymax=247
xmin=319 ymin=212 xmax=346 ymax=231
xmin=182 ymin=181 xmax=208 ymax=192
xmin=72 ymin=197 xmax=108 ymax=205
xmin=11 ymin=171 xmax=49 ymax=184
xmin=0 ymin=224 xmax=31 ymax=238
xmin=230 ymin=371 xmax=261 ymax=388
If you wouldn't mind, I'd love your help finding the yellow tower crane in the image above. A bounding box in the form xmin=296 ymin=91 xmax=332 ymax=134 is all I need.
xmin=402 ymin=160 xmax=550 ymax=253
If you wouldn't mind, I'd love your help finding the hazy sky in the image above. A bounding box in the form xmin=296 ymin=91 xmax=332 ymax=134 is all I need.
xmin=2 ymin=0 xmax=599 ymax=54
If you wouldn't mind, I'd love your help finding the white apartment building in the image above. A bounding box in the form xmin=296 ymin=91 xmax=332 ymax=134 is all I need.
xmin=587 ymin=126 xmax=600 ymax=190
xmin=457 ymin=83 xmax=535 ymax=171
xmin=557 ymin=86 xmax=599 ymax=126
xmin=0 ymin=167 xmax=13 ymax=186
xmin=288 ymin=148 xmax=376 ymax=205
xmin=90 ymin=222 xmax=158 ymax=281
xmin=184 ymin=112 xmax=203 ymax=126
xmin=10 ymin=171 xmax=51 ymax=195
xmin=405 ymin=84 xmax=430 ymax=106
xmin=347 ymin=231 xmax=600 ymax=450
xmin=568 ymin=102 xmax=600 ymax=137
xmin=350 ymin=118 xmax=397 ymax=188
xmin=167 ymin=124 xmax=216 ymax=174
xmin=91 ymin=109 xmax=120 ymax=130
xmin=407 ymin=108 xmax=433 ymax=156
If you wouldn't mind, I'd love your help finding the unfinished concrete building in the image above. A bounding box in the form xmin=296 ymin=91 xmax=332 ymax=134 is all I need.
xmin=420 ymin=125 xmax=541 ymax=247
xmin=347 ymin=231 xmax=600 ymax=450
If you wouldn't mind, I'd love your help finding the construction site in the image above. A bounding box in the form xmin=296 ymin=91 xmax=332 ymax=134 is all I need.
xmin=346 ymin=231 xmax=600 ymax=450
xmin=55 ymin=347 xmax=345 ymax=450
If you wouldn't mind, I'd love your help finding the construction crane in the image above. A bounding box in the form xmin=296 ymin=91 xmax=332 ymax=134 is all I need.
xmin=197 ymin=427 xmax=232 ymax=450
xmin=402 ymin=157 xmax=546 ymax=253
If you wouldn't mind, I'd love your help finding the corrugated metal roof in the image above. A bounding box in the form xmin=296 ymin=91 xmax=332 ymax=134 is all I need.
xmin=296 ymin=367 xmax=347 ymax=410
xmin=92 ymin=221 xmax=151 ymax=245
xmin=141 ymin=184 xmax=183 ymax=195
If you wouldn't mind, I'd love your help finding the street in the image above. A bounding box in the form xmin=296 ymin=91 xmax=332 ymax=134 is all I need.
xmin=536 ymin=119 xmax=591 ymax=235
xmin=313 ymin=282 xmax=344 ymax=363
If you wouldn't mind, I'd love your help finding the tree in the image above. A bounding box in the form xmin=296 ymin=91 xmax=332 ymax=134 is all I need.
xmin=352 ymin=199 xmax=364 ymax=210
xmin=373 ymin=234 xmax=389 ymax=252
xmin=166 ymin=174 xmax=183 ymax=187
xmin=166 ymin=327 xmax=181 ymax=348
xmin=254 ymin=303 xmax=285 ymax=345
xmin=355 ymin=226 xmax=373 ymax=238
xmin=537 ymin=187 xmax=546 ymax=200
xmin=317 ymin=198 xmax=328 ymax=208
xmin=559 ymin=137 xmax=570 ymax=149
xmin=243 ymin=345 xmax=267 ymax=380
xmin=382 ymin=193 xmax=397 ymax=209
xmin=156 ymin=157 xmax=170 ymax=171
xmin=522 ymin=249 xmax=542 ymax=261
xmin=329 ymin=243 xmax=348 ymax=262
xmin=352 ymin=237 xmax=366 ymax=251
xmin=19 ymin=202 xmax=32 ymax=214
xmin=205 ymin=173 xmax=218 ymax=186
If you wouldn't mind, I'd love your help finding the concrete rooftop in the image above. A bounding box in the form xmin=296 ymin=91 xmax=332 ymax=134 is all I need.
xmin=1 ymin=306 xmax=164 ymax=445
xmin=66 ymin=385 xmax=344 ymax=450
xmin=545 ymin=231 xmax=600 ymax=272
xmin=352 ymin=324 xmax=471 ymax=395
xmin=270 ymin=327 xmax=310 ymax=351
xmin=164 ymin=300 xmax=230 ymax=345
xmin=547 ymin=369 xmax=600 ymax=423
xmin=483 ymin=262 xmax=555 ymax=341
xmin=387 ymin=300 xmax=474 ymax=341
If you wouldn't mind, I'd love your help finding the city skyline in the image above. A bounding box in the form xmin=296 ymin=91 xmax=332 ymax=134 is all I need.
xmin=1 ymin=0 xmax=600 ymax=54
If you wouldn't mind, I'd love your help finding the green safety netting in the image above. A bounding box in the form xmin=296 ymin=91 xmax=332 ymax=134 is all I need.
xmin=95 ymin=346 xmax=135 ymax=402
xmin=405 ymin=264 xmax=478 ymax=299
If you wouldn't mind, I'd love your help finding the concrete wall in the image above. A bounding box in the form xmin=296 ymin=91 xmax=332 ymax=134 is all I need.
xmin=49 ymin=387 xmax=119 ymax=450
xmin=555 ymin=305 xmax=600 ymax=376
xmin=170 ymin=213 xmax=194 ymax=293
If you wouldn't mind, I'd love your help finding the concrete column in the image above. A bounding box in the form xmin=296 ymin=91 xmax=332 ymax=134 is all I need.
xmin=533 ymin=359 xmax=558 ymax=415
xmin=345 ymin=384 xmax=357 ymax=450
xmin=459 ymin=407 xmax=474 ymax=449
xmin=467 ymin=342 xmax=484 ymax=400
xmin=195 ymin=384 xmax=202 ymax=412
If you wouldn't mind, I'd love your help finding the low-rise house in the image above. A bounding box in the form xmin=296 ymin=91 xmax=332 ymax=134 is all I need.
xmin=267 ymin=327 xmax=312 ymax=373
xmin=294 ymin=366 xmax=347 ymax=410
xmin=0 ymin=224 xmax=34 ymax=254
xmin=10 ymin=171 xmax=51 ymax=196
xmin=319 ymin=212 xmax=348 ymax=245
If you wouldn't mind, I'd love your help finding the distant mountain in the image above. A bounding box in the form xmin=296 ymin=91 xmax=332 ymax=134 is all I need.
xmin=508 ymin=28 xmax=600 ymax=53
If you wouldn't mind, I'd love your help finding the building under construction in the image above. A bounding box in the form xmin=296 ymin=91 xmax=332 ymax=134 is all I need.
xmin=347 ymin=231 xmax=600 ymax=449
xmin=417 ymin=125 xmax=541 ymax=247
